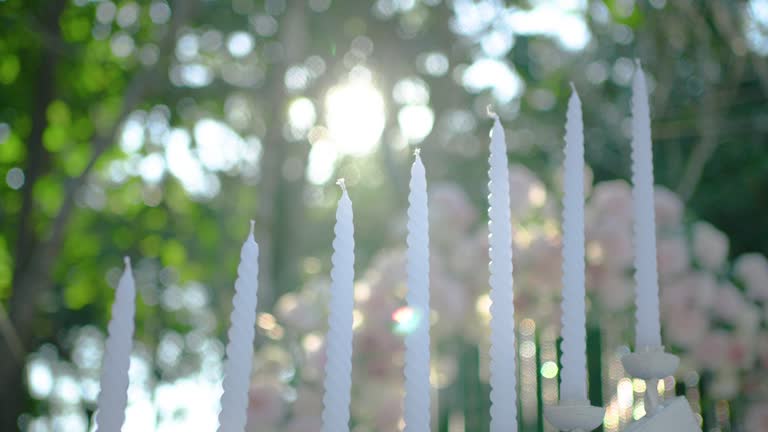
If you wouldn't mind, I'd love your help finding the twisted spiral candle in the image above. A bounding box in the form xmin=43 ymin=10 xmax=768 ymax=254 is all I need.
xmin=403 ymin=150 xmax=431 ymax=432
xmin=559 ymin=87 xmax=588 ymax=402
xmin=630 ymin=62 xmax=662 ymax=350
xmin=95 ymin=257 xmax=135 ymax=432
xmin=487 ymin=112 xmax=519 ymax=432
xmin=321 ymin=179 xmax=356 ymax=432
xmin=217 ymin=222 xmax=260 ymax=432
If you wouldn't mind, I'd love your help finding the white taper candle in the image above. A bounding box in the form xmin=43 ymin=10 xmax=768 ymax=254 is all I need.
xmin=630 ymin=62 xmax=662 ymax=349
xmin=487 ymin=111 xmax=518 ymax=432
xmin=217 ymin=221 xmax=260 ymax=432
xmin=403 ymin=149 xmax=431 ymax=432
xmin=95 ymin=257 xmax=135 ymax=432
xmin=321 ymin=179 xmax=356 ymax=432
xmin=559 ymin=85 xmax=588 ymax=402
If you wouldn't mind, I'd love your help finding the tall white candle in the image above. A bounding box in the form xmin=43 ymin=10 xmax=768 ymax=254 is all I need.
xmin=217 ymin=221 xmax=260 ymax=432
xmin=321 ymin=179 xmax=356 ymax=432
xmin=403 ymin=149 xmax=431 ymax=432
xmin=559 ymin=86 xmax=588 ymax=402
xmin=631 ymin=62 xmax=662 ymax=349
xmin=486 ymin=111 xmax=518 ymax=432
xmin=95 ymin=257 xmax=135 ymax=432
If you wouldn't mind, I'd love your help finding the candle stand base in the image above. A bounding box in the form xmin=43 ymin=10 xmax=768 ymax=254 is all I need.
xmin=624 ymin=397 xmax=701 ymax=432
xmin=621 ymin=349 xmax=679 ymax=380
xmin=544 ymin=400 xmax=605 ymax=432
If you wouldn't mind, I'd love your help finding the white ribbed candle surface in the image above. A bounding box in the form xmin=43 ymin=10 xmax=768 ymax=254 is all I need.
xmin=487 ymin=113 xmax=518 ymax=432
xmin=217 ymin=221 xmax=260 ymax=432
xmin=403 ymin=150 xmax=431 ymax=432
xmin=631 ymin=63 xmax=662 ymax=350
xmin=95 ymin=257 xmax=135 ymax=432
xmin=321 ymin=180 xmax=356 ymax=432
xmin=559 ymin=87 xmax=588 ymax=402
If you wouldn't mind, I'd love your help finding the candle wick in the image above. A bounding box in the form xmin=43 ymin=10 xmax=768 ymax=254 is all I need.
xmin=123 ymin=256 xmax=131 ymax=268
xmin=634 ymin=58 xmax=643 ymax=68
xmin=414 ymin=147 xmax=421 ymax=157
xmin=486 ymin=104 xmax=498 ymax=119
xmin=249 ymin=220 xmax=255 ymax=237
xmin=336 ymin=178 xmax=347 ymax=192
xmin=569 ymin=82 xmax=577 ymax=93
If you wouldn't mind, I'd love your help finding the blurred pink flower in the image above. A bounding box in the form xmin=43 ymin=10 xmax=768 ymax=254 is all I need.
xmin=745 ymin=402 xmax=768 ymax=432
xmin=284 ymin=416 xmax=322 ymax=432
xmin=292 ymin=386 xmax=323 ymax=418
xmin=691 ymin=222 xmax=729 ymax=270
xmin=594 ymin=272 xmax=633 ymax=311
xmin=586 ymin=221 xmax=634 ymax=270
xmin=660 ymin=272 xmax=715 ymax=314
xmin=508 ymin=164 xmax=548 ymax=218
xmin=712 ymin=282 xmax=747 ymax=325
xmin=692 ymin=331 xmax=729 ymax=370
xmin=245 ymin=383 xmax=284 ymax=430
xmin=734 ymin=253 xmax=768 ymax=301
xmin=274 ymin=288 xmax=324 ymax=332
xmin=429 ymin=183 xmax=477 ymax=238
xmin=653 ymin=186 xmax=684 ymax=228
xmin=430 ymin=273 xmax=470 ymax=333
xmin=519 ymin=237 xmax=562 ymax=295
xmin=656 ymin=235 xmax=690 ymax=279
xmin=589 ymin=180 xmax=633 ymax=226
xmin=663 ymin=306 xmax=708 ymax=349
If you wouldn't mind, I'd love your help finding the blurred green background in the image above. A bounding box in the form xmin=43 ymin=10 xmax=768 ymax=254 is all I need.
xmin=1 ymin=0 xmax=768 ymax=431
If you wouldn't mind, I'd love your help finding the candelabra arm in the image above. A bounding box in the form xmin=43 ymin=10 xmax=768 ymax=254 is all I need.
xmin=621 ymin=347 xmax=701 ymax=432
xmin=544 ymin=400 xmax=605 ymax=432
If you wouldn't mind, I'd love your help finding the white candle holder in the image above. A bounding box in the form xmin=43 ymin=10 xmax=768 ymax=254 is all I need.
xmin=621 ymin=347 xmax=701 ymax=432
xmin=544 ymin=400 xmax=605 ymax=432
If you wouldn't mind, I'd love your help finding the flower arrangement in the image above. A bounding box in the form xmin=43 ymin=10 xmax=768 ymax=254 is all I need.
xmin=247 ymin=164 xmax=768 ymax=431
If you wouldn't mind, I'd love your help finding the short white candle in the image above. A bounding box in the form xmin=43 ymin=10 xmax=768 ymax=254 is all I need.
xmin=558 ymin=86 xmax=588 ymax=402
xmin=630 ymin=62 xmax=662 ymax=350
xmin=486 ymin=111 xmax=518 ymax=432
xmin=321 ymin=179 xmax=356 ymax=432
xmin=403 ymin=149 xmax=431 ymax=432
xmin=217 ymin=221 xmax=260 ymax=432
xmin=95 ymin=257 xmax=135 ymax=432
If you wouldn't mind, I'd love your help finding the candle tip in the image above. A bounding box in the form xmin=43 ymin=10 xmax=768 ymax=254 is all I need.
xmin=123 ymin=256 xmax=131 ymax=268
xmin=569 ymin=81 xmax=577 ymax=93
xmin=635 ymin=58 xmax=643 ymax=68
xmin=486 ymin=104 xmax=498 ymax=119
xmin=336 ymin=178 xmax=347 ymax=192
xmin=414 ymin=147 xmax=421 ymax=157
xmin=249 ymin=220 xmax=255 ymax=236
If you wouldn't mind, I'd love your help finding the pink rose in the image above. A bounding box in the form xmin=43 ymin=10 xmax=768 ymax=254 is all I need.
xmin=656 ymin=236 xmax=689 ymax=279
xmin=508 ymin=164 xmax=548 ymax=218
xmin=246 ymin=384 xmax=284 ymax=429
xmin=586 ymin=221 xmax=634 ymax=270
xmin=430 ymin=274 xmax=470 ymax=333
xmin=274 ymin=288 xmax=324 ymax=332
xmin=745 ymin=402 xmax=768 ymax=432
xmin=691 ymin=222 xmax=729 ymax=270
xmin=660 ymin=272 xmax=715 ymax=313
xmin=653 ymin=186 xmax=683 ymax=228
xmin=284 ymin=416 xmax=322 ymax=432
xmin=734 ymin=253 xmax=768 ymax=301
xmin=594 ymin=272 xmax=633 ymax=311
xmin=712 ymin=282 xmax=747 ymax=324
xmin=292 ymin=386 xmax=323 ymax=417
xmin=692 ymin=331 xmax=729 ymax=370
xmin=664 ymin=307 xmax=708 ymax=349
xmin=429 ymin=183 xmax=477 ymax=237
xmin=589 ymin=180 xmax=633 ymax=225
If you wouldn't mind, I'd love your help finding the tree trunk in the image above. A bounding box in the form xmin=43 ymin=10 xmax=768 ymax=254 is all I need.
xmin=0 ymin=1 xmax=66 ymax=428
